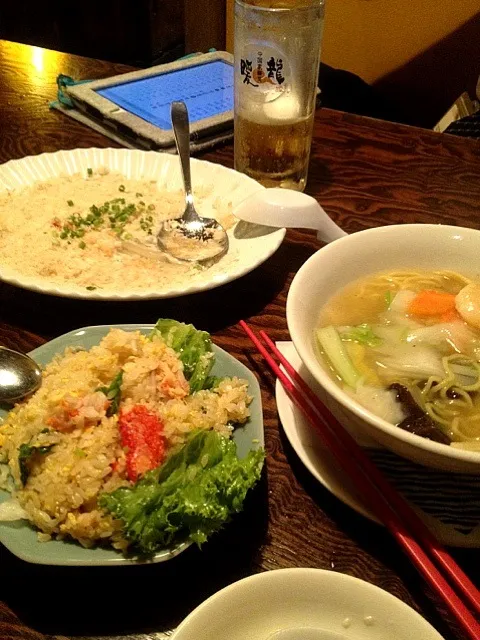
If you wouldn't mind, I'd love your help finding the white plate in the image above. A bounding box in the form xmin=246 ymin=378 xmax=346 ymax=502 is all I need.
xmin=276 ymin=342 xmax=480 ymax=548
xmin=0 ymin=148 xmax=285 ymax=300
xmin=171 ymin=568 xmax=444 ymax=640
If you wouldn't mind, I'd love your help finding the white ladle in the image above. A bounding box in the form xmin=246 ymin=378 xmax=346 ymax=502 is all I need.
xmin=233 ymin=188 xmax=347 ymax=244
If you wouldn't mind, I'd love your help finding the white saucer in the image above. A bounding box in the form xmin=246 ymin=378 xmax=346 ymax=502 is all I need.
xmin=172 ymin=568 xmax=444 ymax=640
xmin=275 ymin=342 xmax=480 ymax=548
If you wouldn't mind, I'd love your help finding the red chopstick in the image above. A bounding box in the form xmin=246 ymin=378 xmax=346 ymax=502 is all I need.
xmin=240 ymin=321 xmax=480 ymax=640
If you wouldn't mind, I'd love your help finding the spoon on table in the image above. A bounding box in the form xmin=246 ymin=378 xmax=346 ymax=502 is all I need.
xmin=233 ymin=188 xmax=347 ymax=243
xmin=0 ymin=347 xmax=41 ymax=403
xmin=156 ymin=101 xmax=229 ymax=263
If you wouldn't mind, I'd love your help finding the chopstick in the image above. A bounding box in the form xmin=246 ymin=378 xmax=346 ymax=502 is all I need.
xmin=258 ymin=330 xmax=480 ymax=615
xmin=240 ymin=321 xmax=480 ymax=640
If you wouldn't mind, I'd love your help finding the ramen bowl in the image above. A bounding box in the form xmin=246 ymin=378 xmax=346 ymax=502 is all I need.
xmin=287 ymin=224 xmax=480 ymax=473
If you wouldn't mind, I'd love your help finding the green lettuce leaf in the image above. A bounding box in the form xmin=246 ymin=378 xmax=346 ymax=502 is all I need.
xmin=150 ymin=319 xmax=215 ymax=392
xmin=99 ymin=430 xmax=264 ymax=555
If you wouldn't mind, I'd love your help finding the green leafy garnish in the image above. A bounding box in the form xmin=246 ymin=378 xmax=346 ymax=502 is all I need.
xmin=99 ymin=430 xmax=264 ymax=554
xmin=79 ymin=240 xmax=86 ymax=249
xmin=151 ymin=319 xmax=214 ymax=392
xmin=340 ymin=324 xmax=382 ymax=347
xmin=86 ymin=285 xmax=97 ymax=291
xmin=18 ymin=443 xmax=55 ymax=485
xmin=97 ymin=371 xmax=123 ymax=417
xmin=67 ymin=200 xmax=74 ymax=207
xmin=87 ymin=168 xmax=93 ymax=177
xmin=385 ymin=290 xmax=394 ymax=309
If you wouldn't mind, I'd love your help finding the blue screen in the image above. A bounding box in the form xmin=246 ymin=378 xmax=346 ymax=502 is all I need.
xmin=96 ymin=60 xmax=233 ymax=130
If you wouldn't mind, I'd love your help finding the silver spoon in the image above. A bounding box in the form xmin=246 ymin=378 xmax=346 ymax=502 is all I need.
xmin=233 ymin=188 xmax=347 ymax=243
xmin=157 ymin=101 xmax=229 ymax=263
xmin=0 ymin=347 xmax=41 ymax=403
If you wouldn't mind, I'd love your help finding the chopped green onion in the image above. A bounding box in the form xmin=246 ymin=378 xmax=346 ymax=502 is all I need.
xmin=136 ymin=192 xmax=143 ymax=197
xmin=86 ymin=285 xmax=97 ymax=291
xmin=79 ymin=241 xmax=86 ymax=249
xmin=316 ymin=326 xmax=360 ymax=388
xmin=87 ymin=168 xmax=93 ymax=177
xmin=57 ymin=197 xmax=139 ymax=242
xmin=385 ymin=290 xmax=394 ymax=309
xmin=67 ymin=200 xmax=74 ymax=207
xmin=119 ymin=185 xmax=126 ymax=192
xmin=340 ymin=324 xmax=382 ymax=347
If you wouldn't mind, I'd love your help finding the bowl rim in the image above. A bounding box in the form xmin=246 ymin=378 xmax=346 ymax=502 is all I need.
xmin=171 ymin=567 xmax=443 ymax=639
xmin=286 ymin=223 xmax=480 ymax=466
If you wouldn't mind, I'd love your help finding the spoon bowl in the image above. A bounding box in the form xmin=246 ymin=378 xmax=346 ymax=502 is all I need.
xmin=0 ymin=347 xmax=41 ymax=403
xmin=157 ymin=101 xmax=229 ymax=263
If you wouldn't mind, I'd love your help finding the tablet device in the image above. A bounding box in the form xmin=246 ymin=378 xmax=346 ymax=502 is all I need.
xmin=67 ymin=51 xmax=234 ymax=149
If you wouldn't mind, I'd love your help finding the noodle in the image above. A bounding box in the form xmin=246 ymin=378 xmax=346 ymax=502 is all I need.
xmin=356 ymin=270 xmax=471 ymax=299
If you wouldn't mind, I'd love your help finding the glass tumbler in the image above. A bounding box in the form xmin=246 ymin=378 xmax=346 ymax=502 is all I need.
xmin=234 ymin=0 xmax=325 ymax=191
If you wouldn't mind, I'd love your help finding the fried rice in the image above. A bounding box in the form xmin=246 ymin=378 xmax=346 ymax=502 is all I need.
xmin=0 ymin=329 xmax=251 ymax=550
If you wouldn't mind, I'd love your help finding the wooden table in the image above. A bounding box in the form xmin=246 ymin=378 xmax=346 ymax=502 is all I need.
xmin=1 ymin=39 xmax=480 ymax=640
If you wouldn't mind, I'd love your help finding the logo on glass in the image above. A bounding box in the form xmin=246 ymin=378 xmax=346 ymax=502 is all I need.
xmin=240 ymin=50 xmax=286 ymax=90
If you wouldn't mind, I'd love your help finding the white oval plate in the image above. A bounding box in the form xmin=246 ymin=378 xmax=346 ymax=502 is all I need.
xmin=171 ymin=568 xmax=444 ymax=640
xmin=0 ymin=148 xmax=285 ymax=300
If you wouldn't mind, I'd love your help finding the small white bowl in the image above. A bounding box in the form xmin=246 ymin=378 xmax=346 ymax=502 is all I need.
xmin=171 ymin=568 xmax=444 ymax=640
xmin=287 ymin=224 xmax=480 ymax=473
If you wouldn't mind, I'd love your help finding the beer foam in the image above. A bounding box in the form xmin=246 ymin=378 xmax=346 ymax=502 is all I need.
xmin=238 ymin=93 xmax=302 ymax=125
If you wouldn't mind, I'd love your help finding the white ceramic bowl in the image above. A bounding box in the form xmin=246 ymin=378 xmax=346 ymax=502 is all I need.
xmin=287 ymin=224 xmax=480 ymax=473
xmin=171 ymin=568 xmax=444 ymax=640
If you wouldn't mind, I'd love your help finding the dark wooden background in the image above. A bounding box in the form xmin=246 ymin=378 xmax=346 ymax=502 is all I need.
xmin=0 ymin=40 xmax=480 ymax=640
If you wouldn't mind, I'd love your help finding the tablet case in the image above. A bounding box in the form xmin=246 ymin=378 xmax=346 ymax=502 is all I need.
xmin=66 ymin=51 xmax=234 ymax=150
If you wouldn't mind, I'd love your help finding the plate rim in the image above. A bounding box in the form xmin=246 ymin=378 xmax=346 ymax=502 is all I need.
xmin=0 ymin=323 xmax=264 ymax=566
xmin=0 ymin=148 xmax=286 ymax=300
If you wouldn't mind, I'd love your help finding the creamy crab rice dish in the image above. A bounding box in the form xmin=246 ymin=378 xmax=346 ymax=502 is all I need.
xmin=0 ymin=168 xmax=235 ymax=293
xmin=0 ymin=322 xmax=264 ymax=555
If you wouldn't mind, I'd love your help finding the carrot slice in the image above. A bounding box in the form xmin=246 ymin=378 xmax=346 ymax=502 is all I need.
xmin=408 ymin=290 xmax=456 ymax=317
xmin=439 ymin=308 xmax=462 ymax=323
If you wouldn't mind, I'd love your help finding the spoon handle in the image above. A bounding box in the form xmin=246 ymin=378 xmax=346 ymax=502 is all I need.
xmin=171 ymin=101 xmax=197 ymax=220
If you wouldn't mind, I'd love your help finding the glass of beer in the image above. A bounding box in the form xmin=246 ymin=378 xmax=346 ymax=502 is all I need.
xmin=234 ymin=0 xmax=325 ymax=191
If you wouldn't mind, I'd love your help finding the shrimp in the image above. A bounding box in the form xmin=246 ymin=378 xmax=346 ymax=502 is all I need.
xmin=455 ymin=284 xmax=480 ymax=330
